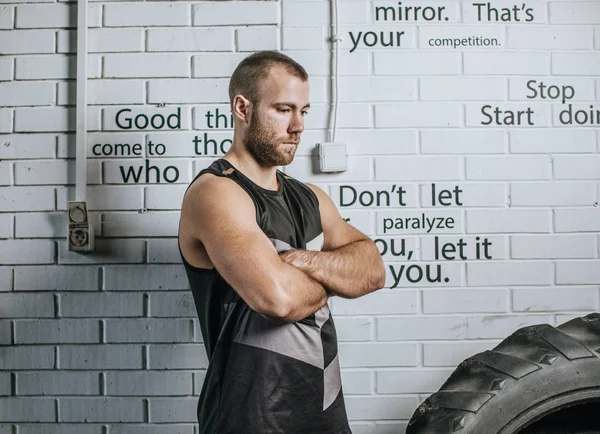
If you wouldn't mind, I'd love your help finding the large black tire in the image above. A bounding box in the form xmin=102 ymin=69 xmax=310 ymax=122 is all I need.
xmin=407 ymin=313 xmax=600 ymax=434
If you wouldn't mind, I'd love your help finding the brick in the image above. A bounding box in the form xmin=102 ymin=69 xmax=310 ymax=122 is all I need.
xmin=421 ymin=234 xmax=508 ymax=261
xmin=339 ymin=77 xmax=415 ymax=102
xmin=550 ymin=1 xmax=600 ymax=24
xmin=0 ymin=162 xmax=10 ymax=185
xmin=192 ymin=53 xmax=247 ymax=78
xmin=509 ymin=129 xmax=595 ymax=153
xmin=60 ymin=345 xmax=143 ymax=369
xmin=192 ymin=105 xmax=233 ymax=129
xmin=106 ymin=319 xmax=193 ymax=343
xmin=0 ymin=30 xmax=54 ymax=54
xmin=424 ymin=341 xmax=500 ymax=366
xmin=58 ymin=132 xmax=145 ymax=159
xmin=193 ymin=2 xmax=278 ymax=26
xmin=513 ymin=287 xmax=598 ymax=312
xmin=511 ymin=234 xmax=595 ymax=259
xmin=421 ymin=25 xmax=505 ymax=49
xmin=552 ymin=52 xmax=600 ymax=75
xmin=60 ymin=397 xmax=144 ymax=422
xmin=467 ymin=156 xmax=551 ymax=180
xmin=14 ymin=212 xmax=98 ymax=238
xmin=376 ymin=369 xmax=453 ymax=394
xmin=58 ymin=239 xmax=145 ymax=264
xmin=0 ymin=186 xmax=54 ymax=212
xmin=325 ymin=129 xmax=418 ymax=155
xmin=423 ymin=289 xmax=507 ymax=313
xmin=467 ymin=315 xmax=553 ymax=339
xmin=422 ymin=183 xmax=507 ymax=207
xmin=286 ymin=50 xmax=370 ymax=76
xmin=303 ymin=104 xmax=372 ymax=129
xmin=105 ymin=160 xmax=190 ymax=186
xmin=18 ymin=425 xmax=102 ymax=434
xmin=147 ymin=238 xmax=181 ymax=264
xmin=468 ymin=261 xmax=552 ymax=286
xmin=106 ymin=371 xmax=192 ymax=396
xmin=149 ymin=292 xmax=198 ymax=317
xmin=420 ymin=77 xmax=505 ymax=101
xmin=148 ymin=79 xmax=228 ymax=104
xmin=105 ymin=3 xmax=189 ymax=27
xmin=16 ymin=55 xmax=72 ymax=80
xmin=378 ymin=316 xmax=465 ymax=340
xmin=57 ymin=29 xmax=144 ymax=53
xmin=555 ymin=209 xmax=600 ymax=232
xmin=0 ymin=398 xmax=55 ymax=422
xmin=0 ymin=240 xmax=54 ymax=265
xmin=374 ymin=52 xmax=461 ymax=75
xmin=148 ymin=397 xmax=196 ymax=423
xmin=464 ymin=52 xmax=548 ymax=75
xmin=60 ymin=293 xmax=143 ymax=318
xmin=104 ymin=265 xmax=188 ymax=291
xmin=345 ymin=396 xmax=418 ymax=420
xmin=342 ymin=26 xmax=419 ymax=51
xmin=237 ymin=26 xmax=277 ymax=51
xmin=555 ymin=156 xmax=600 ymax=180
xmin=14 ymin=107 xmax=100 ymax=132
xmin=108 ymin=426 xmax=194 ymax=434
xmin=16 ymin=4 xmax=101 ymax=29
xmin=102 ymin=212 xmax=179 ymax=237
xmin=556 ymin=261 xmax=600 ymax=284
xmin=102 ymin=106 xmax=191 ymax=131
xmin=1 ymin=346 xmax=54 ymax=369
xmin=596 ymin=28 xmax=600 ymax=49
xmin=0 ymin=108 xmax=12 ymax=133
xmin=464 ymin=1 xmax=546 ymax=23
xmin=104 ymin=54 xmax=189 ymax=79
xmin=0 ymin=134 xmax=55 ymax=159
xmin=88 ymin=80 xmax=146 ymax=105
xmin=14 ymin=266 xmax=97 ymax=291
xmin=57 ymin=186 xmax=144 ymax=212
xmin=15 ymin=160 xmax=101 ymax=185
xmin=17 ymin=372 xmax=99 ymax=395
xmin=511 ymin=182 xmax=595 ymax=207
xmin=282 ymin=26 xmax=325 ymax=50
xmin=385 ymin=261 xmax=464 ymax=287
xmin=149 ymin=344 xmax=208 ymax=369
xmin=0 ymin=267 xmax=11 ymax=291
xmin=339 ymin=210 xmax=373 ymax=235
xmin=330 ymin=183 xmax=417 ymax=209
xmin=467 ymin=209 xmax=551 ymax=233
xmin=146 ymin=185 xmax=187 ymax=210
xmin=148 ymin=28 xmax=234 ymax=52
xmin=0 ymin=6 xmax=13 ymax=29
xmin=376 ymin=156 xmax=460 ymax=181
xmin=334 ymin=317 xmax=372 ymax=342
xmin=331 ymin=290 xmax=418 ymax=315
xmin=0 ymin=214 xmax=12 ymax=238
xmin=0 ymin=321 xmax=11 ymax=345
xmin=510 ymin=78 xmax=595 ymax=102
xmin=0 ymin=57 xmax=13 ymax=81
xmin=286 ymin=156 xmax=371 ymax=182
xmin=341 ymin=370 xmax=372 ymax=394
xmin=339 ymin=343 xmax=417 ymax=367
xmin=508 ymin=26 xmax=593 ymax=49
xmin=468 ymin=103 xmax=552 ymax=127
xmin=16 ymin=319 xmax=100 ymax=344
xmin=193 ymin=371 xmax=206 ymax=395
xmin=375 ymin=103 xmax=461 ymax=127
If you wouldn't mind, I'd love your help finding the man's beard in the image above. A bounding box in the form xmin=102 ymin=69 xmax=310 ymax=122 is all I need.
xmin=244 ymin=108 xmax=299 ymax=168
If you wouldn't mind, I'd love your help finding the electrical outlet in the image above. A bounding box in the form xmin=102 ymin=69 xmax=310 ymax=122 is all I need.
xmin=317 ymin=142 xmax=348 ymax=173
xmin=68 ymin=201 xmax=95 ymax=252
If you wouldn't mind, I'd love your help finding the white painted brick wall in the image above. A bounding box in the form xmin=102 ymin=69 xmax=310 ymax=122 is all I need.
xmin=2 ymin=0 xmax=598 ymax=432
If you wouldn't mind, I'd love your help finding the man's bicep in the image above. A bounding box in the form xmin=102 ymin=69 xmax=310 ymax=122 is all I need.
xmin=188 ymin=179 xmax=285 ymax=312
xmin=307 ymin=184 xmax=369 ymax=251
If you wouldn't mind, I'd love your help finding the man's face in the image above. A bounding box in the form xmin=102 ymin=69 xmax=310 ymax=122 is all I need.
xmin=243 ymin=66 xmax=310 ymax=167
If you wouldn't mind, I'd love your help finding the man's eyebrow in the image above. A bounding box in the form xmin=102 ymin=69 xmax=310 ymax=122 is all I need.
xmin=275 ymin=103 xmax=311 ymax=109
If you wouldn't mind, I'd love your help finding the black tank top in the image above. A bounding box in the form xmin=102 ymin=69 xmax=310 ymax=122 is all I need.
xmin=179 ymin=159 xmax=351 ymax=434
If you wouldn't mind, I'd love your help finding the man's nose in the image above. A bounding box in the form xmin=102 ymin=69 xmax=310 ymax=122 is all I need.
xmin=288 ymin=112 xmax=304 ymax=134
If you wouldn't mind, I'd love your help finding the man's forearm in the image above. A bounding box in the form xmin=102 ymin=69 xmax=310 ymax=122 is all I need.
xmin=280 ymin=240 xmax=386 ymax=298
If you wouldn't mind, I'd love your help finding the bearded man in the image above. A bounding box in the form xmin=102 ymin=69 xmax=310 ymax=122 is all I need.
xmin=178 ymin=51 xmax=386 ymax=434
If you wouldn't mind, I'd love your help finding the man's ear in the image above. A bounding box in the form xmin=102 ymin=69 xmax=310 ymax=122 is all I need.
xmin=232 ymin=95 xmax=252 ymax=124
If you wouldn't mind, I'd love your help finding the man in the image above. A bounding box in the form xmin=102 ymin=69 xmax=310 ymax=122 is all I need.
xmin=178 ymin=51 xmax=386 ymax=433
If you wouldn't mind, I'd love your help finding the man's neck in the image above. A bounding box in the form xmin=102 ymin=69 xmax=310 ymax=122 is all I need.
xmin=222 ymin=149 xmax=280 ymax=192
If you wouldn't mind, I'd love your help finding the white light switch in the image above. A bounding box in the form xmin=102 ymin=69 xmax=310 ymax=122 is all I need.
xmin=318 ymin=142 xmax=347 ymax=173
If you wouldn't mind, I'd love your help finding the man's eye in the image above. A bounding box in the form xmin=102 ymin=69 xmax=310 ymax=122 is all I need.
xmin=301 ymin=111 xmax=308 ymax=116
xmin=277 ymin=108 xmax=290 ymax=113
